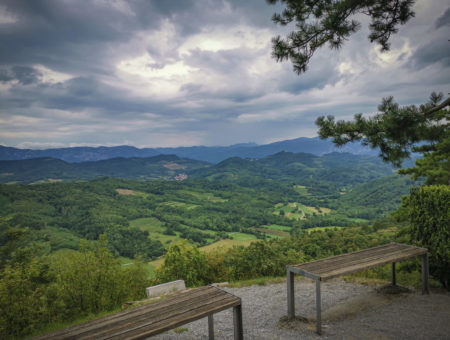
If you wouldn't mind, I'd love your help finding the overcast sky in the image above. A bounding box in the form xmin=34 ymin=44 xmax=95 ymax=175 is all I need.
xmin=0 ymin=0 xmax=449 ymax=149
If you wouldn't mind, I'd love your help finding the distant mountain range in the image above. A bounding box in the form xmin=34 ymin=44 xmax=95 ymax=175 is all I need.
xmin=0 ymin=137 xmax=377 ymax=163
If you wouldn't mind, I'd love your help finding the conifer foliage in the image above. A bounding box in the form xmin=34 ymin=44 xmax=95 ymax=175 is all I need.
xmin=268 ymin=0 xmax=415 ymax=73
xmin=316 ymin=93 xmax=450 ymax=185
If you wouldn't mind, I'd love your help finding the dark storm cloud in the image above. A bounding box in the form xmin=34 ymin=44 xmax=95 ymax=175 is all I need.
xmin=2 ymin=75 xmax=182 ymax=118
xmin=0 ymin=0 xmax=173 ymax=73
xmin=0 ymin=65 xmax=42 ymax=84
xmin=435 ymin=7 xmax=450 ymax=28
xmin=0 ymin=0 xmax=449 ymax=149
xmin=410 ymin=39 xmax=450 ymax=68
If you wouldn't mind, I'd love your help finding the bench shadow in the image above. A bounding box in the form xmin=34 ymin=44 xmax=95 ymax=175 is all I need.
xmin=278 ymin=284 xmax=413 ymax=332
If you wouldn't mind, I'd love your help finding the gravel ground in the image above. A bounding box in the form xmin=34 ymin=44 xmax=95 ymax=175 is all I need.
xmin=152 ymin=279 xmax=450 ymax=340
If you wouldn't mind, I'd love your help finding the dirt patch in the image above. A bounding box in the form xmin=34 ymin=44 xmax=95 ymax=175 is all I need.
xmin=116 ymin=188 xmax=135 ymax=195
xmin=306 ymin=206 xmax=321 ymax=214
xmin=254 ymin=227 xmax=290 ymax=237
xmin=163 ymin=163 xmax=187 ymax=170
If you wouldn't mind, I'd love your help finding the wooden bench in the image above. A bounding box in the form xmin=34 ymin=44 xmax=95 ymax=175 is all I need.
xmin=32 ymin=285 xmax=243 ymax=340
xmin=287 ymin=242 xmax=429 ymax=334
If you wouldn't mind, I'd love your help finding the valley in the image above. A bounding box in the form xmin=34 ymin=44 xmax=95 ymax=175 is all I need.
xmin=0 ymin=149 xmax=440 ymax=340
xmin=0 ymin=151 xmax=419 ymax=266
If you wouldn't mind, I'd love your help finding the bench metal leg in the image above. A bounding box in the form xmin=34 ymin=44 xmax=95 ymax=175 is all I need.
xmin=287 ymin=269 xmax=295 ymax=320
xmin=391 ymin=262 xmax=396 ymax=286
xmin=316 ymin=279 xmax=321 ymax=335
xmin=421 ymin=253 xmax=430 ymax=294
xmin=233 ymin=304 xmax=243 ymax=340
xmin=208 ymin=314 xmax=214 ymax=340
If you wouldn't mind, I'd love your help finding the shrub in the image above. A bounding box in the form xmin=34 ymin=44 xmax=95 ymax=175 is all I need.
xmin=155 ymin=241 xmax=210 ymax=287
xmin=407 ymin=185 xmax=450 ymax=289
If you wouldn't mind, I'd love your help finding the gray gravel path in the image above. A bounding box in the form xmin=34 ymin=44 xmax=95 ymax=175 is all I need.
xmin=152 ymin=279 xmax=450 ymax=340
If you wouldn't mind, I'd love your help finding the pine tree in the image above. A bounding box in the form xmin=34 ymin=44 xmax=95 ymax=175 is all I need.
xmin=268 ymin=0 xmax=415 ymax=74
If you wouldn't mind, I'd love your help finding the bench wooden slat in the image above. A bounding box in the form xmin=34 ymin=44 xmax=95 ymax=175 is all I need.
xmin=90 ymin=294 xmax=239 ymax=340
xmin=297 ymin=243 xmax=403 ymax=271
xmin=309 ymin=247 xmax=424 ymax=276
xmin=31 ymin=286 xmax=218 ymax=340
xmin=318 ymin=248 xmax=428 ymax=280
xmin=73 ymin=288 xmax=227 ymax=339
xmin=291 ymin=243 xmax=427 ymax=280
xmin=31 ymin=285 xmax=241 ymax=340
xmin=294 ymin=243 xmax=407 ymax=271
xmin=102 ymin=295 xmax=241 ymax=340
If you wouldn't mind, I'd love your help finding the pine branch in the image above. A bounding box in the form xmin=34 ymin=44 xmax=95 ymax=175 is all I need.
xmin=426 ymin=96 xmax=450 ymax=116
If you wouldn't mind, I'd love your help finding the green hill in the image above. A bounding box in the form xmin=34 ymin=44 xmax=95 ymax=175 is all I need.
xmin=332 ymin=174 xmax=423 ymax=219
xmin=0 ymin=152 xmax=420 ymax=260
xmin=0 ymin=155 xmax=209 ymax=184
xmin=190 ymin=152 xmax=395 ymax=198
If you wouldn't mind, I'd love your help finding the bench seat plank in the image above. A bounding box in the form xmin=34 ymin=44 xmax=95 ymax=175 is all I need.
xmin=32 ymin=285 xmax=241 ymax=340
xmin=290 ymin=243 xmax=427 ymax=280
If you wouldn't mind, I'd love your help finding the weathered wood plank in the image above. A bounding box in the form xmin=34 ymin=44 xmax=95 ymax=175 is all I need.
xmin=319 ymin=249 xmax=426 ymax=280
xmin=292 ymin=243 xmax=396 ymax=270
xmin=32 ymin=286 xmax=241 ymax=340
xmin=295 ymin=243 xmax=425 ymax=274
xmin=101 ymin=296 xmax=241 ymax=340
xmin=290 ymin=243 xmax=427 ymax=280
xmin=293 ymin=243 xmax=423 ymax=270
xmin=31 ymin=286 xmax=218 ymax=340
xmin=312 ymin=247 xmax=425 ymax=275
xmin=84 ymin=295 xmax=234 ymax=339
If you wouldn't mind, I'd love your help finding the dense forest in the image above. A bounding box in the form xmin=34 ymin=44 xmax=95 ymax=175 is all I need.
xmin=0 ymin=151 xmax=441 ymax=339
xmin=0 ymin=152 xmax=418 ymax=259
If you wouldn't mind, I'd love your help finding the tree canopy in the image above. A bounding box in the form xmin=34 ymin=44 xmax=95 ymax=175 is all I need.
xmin=268 ymin=0 xmax=415 ymax=74
xmin=316 ymin=93 xmax=450 ymax=185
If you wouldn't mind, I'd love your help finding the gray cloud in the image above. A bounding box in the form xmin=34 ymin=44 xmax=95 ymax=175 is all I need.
xmin=0 ymin=65 xmax=42 ymax=85
xmin=435 ymin=7 xmax=450 ymax=28
xmin=410 ymin=39 xmax=450 ymax=68
xmin=0 ymin=0 xmax=449 ymax=149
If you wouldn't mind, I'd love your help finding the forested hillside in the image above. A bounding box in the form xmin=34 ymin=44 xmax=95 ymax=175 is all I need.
xmin=190 ymin=152 xmax=397 ymax=198
xmin=0 ymin=151 xmax=424 ymax=339
xmin=0 ymin=155 xmax=209 ymax=184
xmin=0 ymin=152 xmax=418 ymax=260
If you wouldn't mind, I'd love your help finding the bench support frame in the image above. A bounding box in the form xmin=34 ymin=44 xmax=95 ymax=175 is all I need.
xmin=421 ymin=253 xmax=430 ymax=294
xmin=233 ymin=305 xmax=244 ymax=340
xmin=287 ymin=244 xmax=429 ymax=335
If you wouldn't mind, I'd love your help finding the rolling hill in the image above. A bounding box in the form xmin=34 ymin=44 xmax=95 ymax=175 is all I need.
xmin=0 ymin=155 xmax=209 ymax=184
xmin=0 ymin=137 xmax=377 ymax=163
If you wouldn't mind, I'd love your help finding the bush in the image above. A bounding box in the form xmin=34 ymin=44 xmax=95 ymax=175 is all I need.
xmin=0 ymin=235 xmax=149 ymax=339
xmin=54 ymin=237 xmax=148 ymax=317
xmin=225 ymin=241 xmax=304 ymax=281
xmin=407 ymin=185 xmax=450 ymax=289
xmin=155 ymin=241 xmax=210 ymax=287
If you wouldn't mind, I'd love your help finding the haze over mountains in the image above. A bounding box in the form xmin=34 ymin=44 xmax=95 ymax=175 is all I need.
xmin=0 ymin=137 xmax=377 ymax=163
